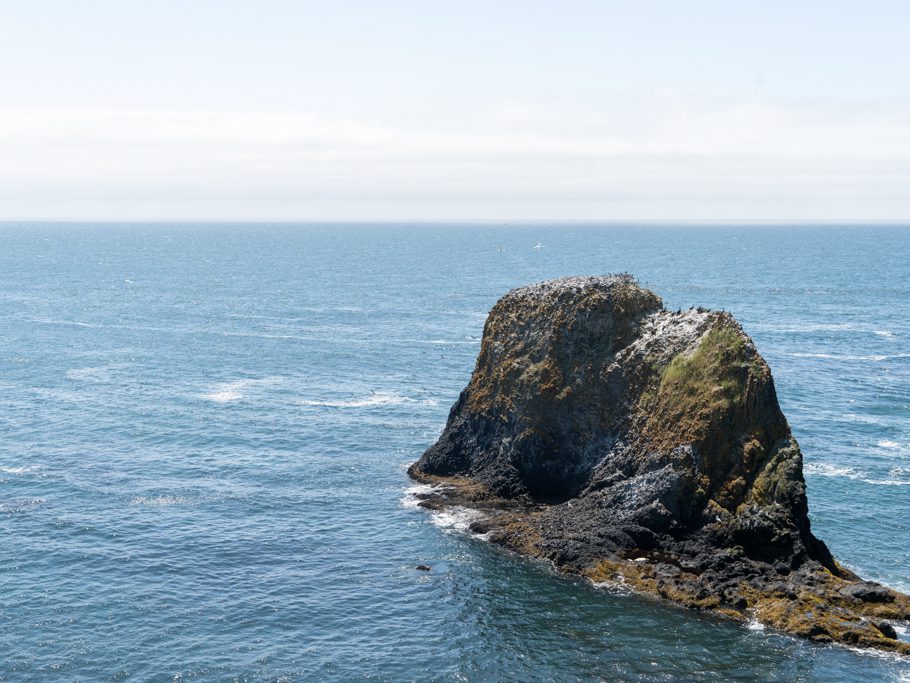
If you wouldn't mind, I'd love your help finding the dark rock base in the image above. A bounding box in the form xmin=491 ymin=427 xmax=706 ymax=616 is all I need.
xmin=408 ymin=466 xmax=910 ymax=655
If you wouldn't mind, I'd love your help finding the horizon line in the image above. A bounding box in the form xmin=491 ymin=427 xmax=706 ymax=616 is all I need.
xmin=2 ymin=218 xmax=910 ymax=226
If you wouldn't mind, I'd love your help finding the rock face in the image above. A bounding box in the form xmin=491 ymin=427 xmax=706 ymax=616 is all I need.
xmin=409 ymin=275 xmax=910 ymax=652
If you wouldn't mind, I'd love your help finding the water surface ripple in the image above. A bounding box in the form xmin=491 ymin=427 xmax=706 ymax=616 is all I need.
xmin=1 ymin=223 xmax=909 ymax=681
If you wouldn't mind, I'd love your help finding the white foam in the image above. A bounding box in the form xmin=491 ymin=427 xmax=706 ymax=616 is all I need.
xmin=745 ymin=619 xmax=766 ymax=631
xmin=203 ymin=389 xmax=243 ymax=403
xmin=296 ymin=305 xmax=365 ymax=314
xmin=843 ymin=413 xmax=887 ymax=426
xmin=0 ymin=498 xmax=45 ymax=512
xmin=65 ymin=366 xmax=112 ymax=382
xmin=34 ymin=317 xmax=96 ymax=328
xmin=401 ymin=486 xmax=486 ymax=535
xmin=874 ymin=330 xmax=896 ymax=338
xmin=879 ymin=440 xmax=904 ymax=450
xmin=129 ymin=495 xmax=190 ymax=506
xmin=0 ymin=465 xmax=42 ymax=475
xmin=400 ymin=483 xmax=441 ymax=509
xmin=788 ymin=352 xmax=888 ymax=361
xmin=200 ymin=376 xmax=284 ymax=403
xmin=383 ymin=338 xmax=479 ymax=345
xmin=842 ymin=643 xmax=910 ymax=664
xmin=804 ymin=462 xmax=860 ymax=479
xmin=752 ymin=322 xmax=867 ymax=334
xmin=860 ymin=478 xmax=910 ymax=487
xmin=298 ymin=391 xmax=437 ymax=408
xmin=429 ymin=506 xmax=485 ymax=533
xmin=401 ymin=486 xmax=484 ymax=531
xmin=591 ymin=577 xmax=633 ymax=595
xmin=805 ymin=462 xmax=910 ymax=486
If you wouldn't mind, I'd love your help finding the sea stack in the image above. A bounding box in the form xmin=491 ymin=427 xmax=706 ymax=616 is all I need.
xmin=409 ymin=275 xmax=910 ymax=652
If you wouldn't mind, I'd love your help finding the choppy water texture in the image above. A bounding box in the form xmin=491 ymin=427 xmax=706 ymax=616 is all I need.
xmin=2 ymin=223 xmax=909 ymax=682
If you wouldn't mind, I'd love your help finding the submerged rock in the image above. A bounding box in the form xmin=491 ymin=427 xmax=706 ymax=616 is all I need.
xmin=409 ymin=275 xmax=910 ymax=653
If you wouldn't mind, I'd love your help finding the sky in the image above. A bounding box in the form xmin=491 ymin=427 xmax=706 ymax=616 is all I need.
xmin=1 ymin=1 xmax=909 ymax=221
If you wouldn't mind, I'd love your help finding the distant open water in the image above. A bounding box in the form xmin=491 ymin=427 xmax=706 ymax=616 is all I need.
xmin=1 ymin=223 xmax=909 ymax=682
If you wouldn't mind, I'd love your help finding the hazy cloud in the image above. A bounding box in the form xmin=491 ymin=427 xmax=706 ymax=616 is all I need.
xmin=2 ymin=97 xmax=909 ymax=220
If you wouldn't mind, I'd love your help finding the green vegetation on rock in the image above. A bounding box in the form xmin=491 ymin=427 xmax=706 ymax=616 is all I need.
xmin=638 ymin=318 xmax=759 ymax=460
xmin=656 ymin=323 xmax=748 ymax=414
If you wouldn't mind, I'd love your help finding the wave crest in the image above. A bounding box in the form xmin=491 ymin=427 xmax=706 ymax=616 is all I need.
xmin=200 ymin=376 xmax=284 ymax=403
xmin=804 ymin=462 xmax=910 ymax=486
xmin=298 ymin=391 xmax=437 ymax=409
xmin=0 ymin=464 xmax=43 ymax=475
xmin=129 ymin=495 xmax=191 ymax=506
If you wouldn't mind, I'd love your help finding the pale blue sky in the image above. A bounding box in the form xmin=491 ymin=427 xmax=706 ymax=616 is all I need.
xmin=1 ymin=1 xmax=909 ymax=220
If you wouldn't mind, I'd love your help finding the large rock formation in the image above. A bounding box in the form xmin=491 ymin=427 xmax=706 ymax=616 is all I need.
xmin=409 ymin=275 xmax=910 ymax=652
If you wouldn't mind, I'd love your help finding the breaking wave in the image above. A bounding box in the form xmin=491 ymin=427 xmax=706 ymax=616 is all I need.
xmin=400 ymin=485 xmax=486 ymax=534
xmin=427 ymin=506 xmax=485 ymax=533
xmin=400 ymin=483 xmax=440 ymax=510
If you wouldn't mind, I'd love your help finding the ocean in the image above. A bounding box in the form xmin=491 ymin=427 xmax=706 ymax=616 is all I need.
xmin=1 ymin=223 xmax=909 ymax=681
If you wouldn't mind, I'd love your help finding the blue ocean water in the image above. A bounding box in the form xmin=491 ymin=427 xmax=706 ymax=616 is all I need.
xmin=1 ymin=223 xmax=909 ymax=682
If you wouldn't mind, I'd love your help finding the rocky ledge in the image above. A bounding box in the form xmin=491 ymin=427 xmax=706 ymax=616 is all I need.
xmin=409 ymin=275 xmax=910 ymax=653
